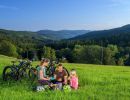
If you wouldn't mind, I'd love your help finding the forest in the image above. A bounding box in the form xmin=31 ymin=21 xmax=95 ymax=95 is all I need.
xmin=1 ymin=26 xmax=130 ymax=66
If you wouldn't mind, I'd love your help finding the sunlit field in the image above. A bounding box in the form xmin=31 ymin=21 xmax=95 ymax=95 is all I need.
xmin=1 ymin=55 xmax=130 ymax=100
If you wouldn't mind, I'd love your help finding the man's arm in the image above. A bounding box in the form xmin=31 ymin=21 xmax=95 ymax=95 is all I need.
xmin=64 ymin=70 xmax=68 ymax=84
xmin=64 ymin=76 xmax=67 ymax=84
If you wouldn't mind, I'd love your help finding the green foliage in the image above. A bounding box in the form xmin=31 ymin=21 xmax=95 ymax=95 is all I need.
xmin=73 ymin=45 xmax=102 ymax=64
xmin=82 ymin=45 xmax=102 ymax=64
xmin=103 ymin=47 xmax=116 ymax=65
xmin=57 ymin=48 xmax=73 ymax=62
xmin=43 ymin=46 xmax=56 ymax=60
xmin=102 ymin=45 xmax=118 ymax=65
xmin=50 ymin=49 xmax=56 ymax=60
xmin=107 ymin=45 xmax=118 ymax=55
xmin=72 ymin=45 xmax=120 ymax=65
xmin=73 ymin=45 xmax=83 ymax=62
xmin=0 ymin=40 xmax=18 ymax=57
xmin=117 ymin=58 xmax=124 ymax=66
xmin=43 ymin=46 xmax=51 ymax=58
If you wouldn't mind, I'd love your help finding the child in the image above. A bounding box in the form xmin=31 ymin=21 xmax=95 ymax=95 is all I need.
xmin=69 ymin=69 xmax=78 ymax=90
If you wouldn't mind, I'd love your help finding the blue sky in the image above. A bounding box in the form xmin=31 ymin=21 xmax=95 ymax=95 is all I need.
xmin=0 ymin=0 xmax=130 ymax=31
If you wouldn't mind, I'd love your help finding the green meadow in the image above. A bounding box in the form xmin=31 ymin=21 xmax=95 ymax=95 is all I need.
xmin=1 ymin=55 xmax=130 ymax=100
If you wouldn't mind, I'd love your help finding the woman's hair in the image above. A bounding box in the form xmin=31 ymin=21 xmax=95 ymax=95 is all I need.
xmin=40 ymin=58 xmax=50 ymax=66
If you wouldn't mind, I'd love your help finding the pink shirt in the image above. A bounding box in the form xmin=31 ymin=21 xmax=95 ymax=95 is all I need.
xmin=70 ymin=76 xmax=78 ymax=89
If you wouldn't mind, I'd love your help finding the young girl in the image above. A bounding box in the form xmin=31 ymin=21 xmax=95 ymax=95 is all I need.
xmin=69 ymin=69 xmax=78 ymax=90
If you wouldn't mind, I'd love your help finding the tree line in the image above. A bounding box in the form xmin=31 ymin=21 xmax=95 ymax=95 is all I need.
xmin=1 ymin=39 xmax=130 ymax=66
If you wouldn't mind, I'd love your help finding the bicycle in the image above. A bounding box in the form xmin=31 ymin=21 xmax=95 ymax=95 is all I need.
xmin=2 ymin=60 xmax=35 ymax=81
xmin=2 ymin=60 xmax=25 ymax=81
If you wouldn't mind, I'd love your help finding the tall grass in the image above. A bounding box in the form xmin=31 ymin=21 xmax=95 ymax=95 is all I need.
xmin=0 ymin=55 xmax=130 ymax=100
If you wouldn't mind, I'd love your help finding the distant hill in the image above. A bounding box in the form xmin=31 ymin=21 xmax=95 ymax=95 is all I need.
xmin=37 ymin=30 xmax=90 ymax=40
xmin=0 ymin=29 xmax=90 ymax=41
xmin=71 ymin=24 xmax=130 ymax=40
xmin=0 ymin=29 xmax=52 ymax=49
xmin=0 ymin=29 xmax=48 ymax=40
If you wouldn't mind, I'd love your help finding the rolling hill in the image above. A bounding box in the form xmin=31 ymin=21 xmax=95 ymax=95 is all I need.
xmin=0 ymin=29 xmax=53 ymax=50
xmin=71 ymin=24 xmax=130 ymax=40
xmin=37 ymin=30 xmax=90 ymax=40
xmin=0 ymin=29 xmax=48 ymax=40
xmin=0 ymin=29 xmax=90 ymax=41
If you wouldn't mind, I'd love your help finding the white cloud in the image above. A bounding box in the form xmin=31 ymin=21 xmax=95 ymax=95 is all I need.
xmin=0 ymin=5 xmax=18 ymax=10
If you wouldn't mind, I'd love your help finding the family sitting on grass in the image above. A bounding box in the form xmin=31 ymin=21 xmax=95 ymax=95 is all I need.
xmin=36 ymin=58 xmax=78 ymax=91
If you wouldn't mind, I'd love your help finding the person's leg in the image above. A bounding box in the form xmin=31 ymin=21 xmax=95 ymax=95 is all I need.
xmin=55 ymin=81 xmax=63 ymax=90
xmin=38 ymin=80 xmax=51 ymax=86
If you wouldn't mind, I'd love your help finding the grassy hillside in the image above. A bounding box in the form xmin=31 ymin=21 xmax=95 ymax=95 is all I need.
xmin=1 ymin=55 xmax=130 ymax=100
xmin=0 ymin=55 xmax=16 ymax=72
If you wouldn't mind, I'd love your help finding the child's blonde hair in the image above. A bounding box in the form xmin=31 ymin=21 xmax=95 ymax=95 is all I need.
xmin=70 ymin=69 xmax=78 ymax=77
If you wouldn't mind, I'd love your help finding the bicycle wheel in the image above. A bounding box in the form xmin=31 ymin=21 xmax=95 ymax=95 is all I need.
xmin=2 ymin=66 xmax=17 ymax=81
xmin=17 ymin=67 xmax=30 ymax=80
xmin=63 ymin=67 xmax=70 ymax=77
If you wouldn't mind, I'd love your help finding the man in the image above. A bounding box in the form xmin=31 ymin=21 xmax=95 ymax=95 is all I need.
xmin=54 ymin=64 xmax=68 ymax=85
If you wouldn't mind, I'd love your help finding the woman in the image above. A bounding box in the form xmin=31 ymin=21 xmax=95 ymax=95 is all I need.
xmin=37 ymin=58 xmax=51 ymax=86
